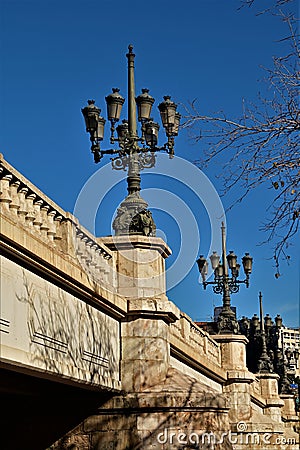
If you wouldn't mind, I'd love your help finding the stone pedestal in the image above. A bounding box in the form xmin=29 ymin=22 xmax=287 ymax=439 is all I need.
xmin=214 ymin=334 xmax=255 ymax=423
xmin=214 ymin=334 xmax=248 ymax=371
xmin=256 ymin=373 xmax=284 ymax=422
xmin=100 ymin=235 xmax=171 ymax=299
xmin=280 ymin=394 xmax=298 ymax=419
xmin=280 ymin=394 xmax=299 ymax=434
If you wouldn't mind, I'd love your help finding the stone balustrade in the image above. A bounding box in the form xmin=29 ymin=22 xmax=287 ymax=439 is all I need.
xmin=170 ymin=312 xmax=222 ymax=368
xmin=74 ymin=224 xmax=113 ymax=287
xmin=0 ymin=154 xmax=113 ymax=287
xmin=251 ymin=376 xmax=264 ymax=399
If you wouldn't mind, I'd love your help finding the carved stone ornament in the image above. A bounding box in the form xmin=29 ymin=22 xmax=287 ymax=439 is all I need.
xmin=217 ymin=314 xmax=240 ymax=334
xmin=130 ymin=209 xmax=156 ymax=236
xmin=257 ymin=357 xmax=274 ymax=373
xmin=113 ymin=205 xmax=156 ymax=236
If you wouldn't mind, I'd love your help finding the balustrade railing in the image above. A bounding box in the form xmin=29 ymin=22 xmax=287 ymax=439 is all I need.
xmin=0 ymin=154 xmax=112 ymax=287
xmin=170 ymin=313 xmax=221 ymax=367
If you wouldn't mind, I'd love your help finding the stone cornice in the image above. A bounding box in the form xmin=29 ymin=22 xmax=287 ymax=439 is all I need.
xmin=213 ymin=333 xmax=249 ymax=345
xmin=126 ymin=297 xmax=180 ymax=323
xmin=99 ymin=235 xmax=172 ymax=259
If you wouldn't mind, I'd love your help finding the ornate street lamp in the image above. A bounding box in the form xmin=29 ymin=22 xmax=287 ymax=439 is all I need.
xmin=81 ymin=45 xmax=180 ymax=236
xmin=196 ymin=222 xmax=253 ymax=334
xmin=257 ymin=292 xmax=274 ymax=373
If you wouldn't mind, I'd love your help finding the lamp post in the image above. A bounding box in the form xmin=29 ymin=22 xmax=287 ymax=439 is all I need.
xmin=257 ymin=292 xmax=274 ymax=373
xmin=196 ymin=222 xmax=253 ymax=334
xmin=81 ymin=45 xmax=180 ymax=236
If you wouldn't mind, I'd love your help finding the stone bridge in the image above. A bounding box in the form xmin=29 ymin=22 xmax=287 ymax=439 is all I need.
xmin=0 ymin=153 xmax=298 ymax=449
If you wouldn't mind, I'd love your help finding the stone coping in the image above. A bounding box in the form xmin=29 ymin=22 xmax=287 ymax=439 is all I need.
xmin=127 ymin=297 xmax=180 ymax=323
xmin=213 ymin=333 xmax=249 ymax=344
xmin=227 ymin=370 xmax=256 ymax=383
xmin=99 ymin=235 xmax=172 ymax=259
xmin=255 ymin=372 xmax=280 ymax=381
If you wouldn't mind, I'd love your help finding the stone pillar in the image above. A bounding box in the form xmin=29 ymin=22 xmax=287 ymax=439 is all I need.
xmin=279 ymin=393 xmax=298 ymax=433
xmin=214 ymin=334 xmax=255 ymax=423
xmin=255 ymin=373 xmax=284 ymax=422
xmin=101 ymin=235 xmax=171 ymax=300
xmin=280 ymin=393 xmax=299 ymax=442
xmin=121 ymin=297 xmax=179 ymax=392
xmin=101 ymin=235 xmax=178 ymax=392
xmin=280 ymin=394 xmax=298 ymax=420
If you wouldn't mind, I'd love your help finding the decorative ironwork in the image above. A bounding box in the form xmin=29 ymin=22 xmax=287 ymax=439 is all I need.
xmin=81 ymin=45 xmax=180 ymax=236
xmin=197 ymin=222 xmax=253 ymax=334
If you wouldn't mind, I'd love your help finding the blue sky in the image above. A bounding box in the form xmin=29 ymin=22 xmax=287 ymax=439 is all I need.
xmin=1 ymin=0 xmax=299 ymax=327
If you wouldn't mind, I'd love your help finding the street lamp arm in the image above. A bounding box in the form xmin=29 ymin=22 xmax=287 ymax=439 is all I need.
xmin=99 ymin=148 xmax=121 ymax=155
xmin=232 ymin=275 xmax=250 ymax=288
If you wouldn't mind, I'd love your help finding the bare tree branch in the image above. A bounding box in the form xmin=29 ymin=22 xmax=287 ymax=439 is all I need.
xmin=183 ymin=3 xmax=299 ymax=274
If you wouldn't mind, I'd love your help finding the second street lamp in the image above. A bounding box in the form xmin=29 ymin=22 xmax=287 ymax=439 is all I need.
xmin=257 ymin=292 xmax=274 ymax=373
xmin=196 ymin=222 xmax=253 ymax=334
xmin=81 ymin=45 xmax=181 ymax=236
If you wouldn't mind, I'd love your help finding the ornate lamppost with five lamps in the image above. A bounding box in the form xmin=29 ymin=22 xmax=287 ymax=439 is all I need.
xmin=196 ymin=222 xmax=253 ymax=334
xmin=81 ymin=45 xmax=180 ymax=236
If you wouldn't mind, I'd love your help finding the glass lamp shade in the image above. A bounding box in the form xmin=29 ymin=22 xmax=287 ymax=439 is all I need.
xmin=158 ymin=95 xmax=177 ymax=134
xmin=173 ymin=112 xmax=181 ymax=136
xmin=209 ymin=251 xmax=220 ymax=270
xmin=197 ymin=255 xmax=207 ymax=274
xmin=81 ymin=100 xmax=101 ymax=133
xmin=227 ymin=251 xmax=237 ymax=269
xmin=264 ymin=314 xmax=272 ymax=328
xmin=242 ymin=252 xmax=253 ymax=274
xmin=215 ymin=263 xmax=223 ymax=278
xmin=241 ymin=316 xmax=250 ymax=329
xmin=136 ymin=88 xmax=154 ymax=122
xmin=251 ymin=314 xmax=259 ymax=328
xmin=275 ymin=314 xmax=283 ymax=328
xmin=116 ymin=119 xmax=129 ymax=141
xmin=105 ymin=88 xmax=125 ymax=122
xmin=232 ymin=263 xmax=240 ymax=278
xmin=96 ymin=116 xmax=105 ymax=141
xmin=144 ymin=119 xmax=159 ymax=148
